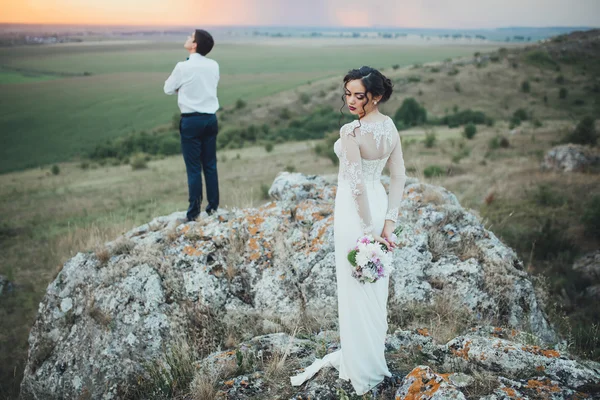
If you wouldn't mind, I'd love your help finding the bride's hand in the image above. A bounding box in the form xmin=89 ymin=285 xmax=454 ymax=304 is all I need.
xmin=372 ymin=233 xmax=392 ymax=251
xmin=380 ymin=221 xmax=398 ymax=250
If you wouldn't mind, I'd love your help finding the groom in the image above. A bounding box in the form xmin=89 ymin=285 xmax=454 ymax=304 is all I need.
xmin=164 ymin=29 xmax=220 ymax=221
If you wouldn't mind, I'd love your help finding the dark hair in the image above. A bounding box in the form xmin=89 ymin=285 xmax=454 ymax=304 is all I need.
xmin=340 ymin=66 xmax=393 ymax=128
xmin=194 ymin=29 xmax=214 ymax=56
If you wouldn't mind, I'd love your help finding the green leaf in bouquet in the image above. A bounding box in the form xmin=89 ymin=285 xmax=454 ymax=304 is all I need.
xmin=393 ymin=225 xmax=404 ymax=236
xmin=347 ymin=250 xmax=357 ymax=266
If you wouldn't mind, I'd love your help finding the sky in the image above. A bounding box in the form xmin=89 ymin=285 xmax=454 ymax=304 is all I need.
xmin=2 ymin=0 xmax=600 ymax=28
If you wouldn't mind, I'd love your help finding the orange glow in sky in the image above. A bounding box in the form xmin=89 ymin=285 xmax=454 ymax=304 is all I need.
xmin=1 ymin=0 xmax=600 ymax=28
xmin=0 ymin=0 xmax=260 ymax=26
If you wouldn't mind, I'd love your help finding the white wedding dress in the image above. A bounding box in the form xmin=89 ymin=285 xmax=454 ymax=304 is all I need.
xmin=290 ymin=115 xmax=407 ymax=395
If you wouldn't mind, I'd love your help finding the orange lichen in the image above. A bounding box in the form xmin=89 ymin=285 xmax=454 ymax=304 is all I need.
xmin=522 ymin=345 xmax=560 ymax=358
xmin=525 ymin=379 xmax=560 ymax=393
xmin=183 ymin=245 xmax=202 ymax=257
xmin=417 ymin=328 xmax=430 ymax=336
xmin=396 ymin=367 xmax=452 ymax=400
xmin=248 ymin=238 xmax=259 ymax=251
xmin=224 ymin=380 xmax=234 ymax=386
xmin=536 ymin=365 xmax=546 ymax=371
xmin=511 ymin=329 xmax=518 ymax=336
xmin=181 ymin=225 xmax=191 ymax=234
xmin=500 ymin=387 xmax=518 ymax=398
xmin=450 ymin=340 xmax=471 ymax=360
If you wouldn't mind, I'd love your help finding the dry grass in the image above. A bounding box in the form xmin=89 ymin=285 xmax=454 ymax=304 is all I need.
xmin=264 ymin=328 xmax=298 ymax=380
xmin=389 ymin=291 xmax=479 ymax=345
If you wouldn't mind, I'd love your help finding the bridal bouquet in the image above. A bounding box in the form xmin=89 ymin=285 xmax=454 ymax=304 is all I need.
xmin=347 ymin=226 xmax=403 ymax=284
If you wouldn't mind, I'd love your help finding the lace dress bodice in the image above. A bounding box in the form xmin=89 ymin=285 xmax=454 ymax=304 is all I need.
xmin=334 ymin=116 xmax=407 ymax=235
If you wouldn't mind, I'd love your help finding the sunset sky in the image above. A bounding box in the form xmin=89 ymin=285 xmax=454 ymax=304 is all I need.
xmin=2 ymin=0 xmax=600 ymax=28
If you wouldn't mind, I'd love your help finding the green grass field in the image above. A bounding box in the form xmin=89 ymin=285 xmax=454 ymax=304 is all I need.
xmin=0 ymin=40 xmax=501 ymax=173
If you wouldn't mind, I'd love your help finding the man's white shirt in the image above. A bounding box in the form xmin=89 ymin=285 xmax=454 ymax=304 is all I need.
xmin=164 ymin=53 xmax=220 ymax=114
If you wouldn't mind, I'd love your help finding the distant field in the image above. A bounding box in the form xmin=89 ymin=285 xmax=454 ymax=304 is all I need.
xmin=0 ymin=40 xmax=503 ymax=173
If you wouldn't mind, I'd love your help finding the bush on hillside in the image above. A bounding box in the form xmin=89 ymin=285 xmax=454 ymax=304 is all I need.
xmin=521 ymin=81 xmax=531 ymax=93
xmin=463 ymin=123 xmax=477 ymax=139
xmin=51 ymin=165 xmax=60 ymax=175
xmin=424 ymin=132 xmax=436 ymax=148
xmin=566 ymin=116 xmax=597 ymax=146
xmin=394 ymin=98 xmax=427 ymax=128
xmin=130 ymin=153 xmax=148 ymax=170
xmin=438 ymin=109 xmax=491 ymax=128
xmin=89 ymin=131 xmax=181 ymax=161
xmin=559 ymin=87 xmax=568 ymax=99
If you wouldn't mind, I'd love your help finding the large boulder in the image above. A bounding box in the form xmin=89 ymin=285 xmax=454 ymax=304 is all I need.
xmin=541 ymin=144 xmax=600 ymax=172
xmin=21 ymin=172 xmax=564 ymax=398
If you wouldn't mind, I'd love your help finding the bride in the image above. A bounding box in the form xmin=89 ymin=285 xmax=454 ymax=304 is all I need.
xmin=290 ymin=66 xmax=407 ymax=395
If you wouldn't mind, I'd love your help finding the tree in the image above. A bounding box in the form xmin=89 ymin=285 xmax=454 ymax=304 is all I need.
xmin=394 ymin=98 xmax=427 ymax=128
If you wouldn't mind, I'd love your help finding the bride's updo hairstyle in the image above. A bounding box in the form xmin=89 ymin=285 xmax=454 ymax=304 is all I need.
xmin=342 ymin=66 xmax=393 ymax=110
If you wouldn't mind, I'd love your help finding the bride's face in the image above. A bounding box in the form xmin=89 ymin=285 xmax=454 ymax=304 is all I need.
xmin=344 ymin=79 xmax=371 ymax=116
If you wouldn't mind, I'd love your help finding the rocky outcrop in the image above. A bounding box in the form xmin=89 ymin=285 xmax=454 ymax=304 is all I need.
xmin=21 ymin=172 xmax=576 ymax=399
xmin=541 ymin=144 xmax=600 ymax=172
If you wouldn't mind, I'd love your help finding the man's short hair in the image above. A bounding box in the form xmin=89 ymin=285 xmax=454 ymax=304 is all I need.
xmin=194 ymin=29 xmax=214 ymax=56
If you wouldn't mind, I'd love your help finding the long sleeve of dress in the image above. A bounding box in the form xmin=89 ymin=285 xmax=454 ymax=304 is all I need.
xmin=339 ymin=129 xmax=374 ymax=236
xmin=385 ymin=134 xmax=407 ymax=222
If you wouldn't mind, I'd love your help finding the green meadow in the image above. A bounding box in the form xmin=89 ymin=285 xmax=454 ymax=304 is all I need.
xmin=0 ymin=40 xmax=500 ymax=173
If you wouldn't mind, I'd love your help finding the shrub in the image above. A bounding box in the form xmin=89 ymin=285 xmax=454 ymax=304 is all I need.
xmin=559 ymin=87 xmax=568 ymax=99
xmin=299 ymin=92 xmax=311 ymax=103
xmin=439 ymin=109 xmax=490 ymax=127
xmin=235 ymin=99 xmax=246 ymax=109
xmin=582 ymin=195 xmax=600 ymax=239
xmin=51 ymin=165 xmax=60 ymax=175
xmin=424 ymin=132 xmax=436 ymax=148
xmin=489 ymin=136 xmax=500 ymax=150
xmin=513 ymin=108 xmax=529 ymax=122
xmin=463 ymin=123 xmax=477 ymax=139
xmin=79 ymin=161 xmax=90 ymax=170
xmin=279 ymin=108 xmax=292 ymax=120
xmin=423 ymin=165 xmax=444 ymax=178
xmin=574 ymin=99 xmax=585 ymax=106
xmin=285 ymin=165 xmax=296 ymax=173
xmin=521 ymin=81 xmax=531 ymax=93
xmin=130 ymin=153 xmax=148 ymax=170
xmin=567 ymin=116 xmax=597 ymax=146
xmin=172 ymin=113 xmax=181 ymax=130
xmin=394 ymin=98 xmax=427 ymax=127
xmin=500 ymin=137 xmax=510 ymax=148
xmin=555 ymin=75 xmax=565 ymax=84
xmin=454 ymin=82 xmax=461 ymax=93
xmin=392 ymin=64 xmax=400 ymax=70
xmin=265 ymin=142 xmax=274 ymax=152
xmin=407 ymin=75 xmax=421 ymax=83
